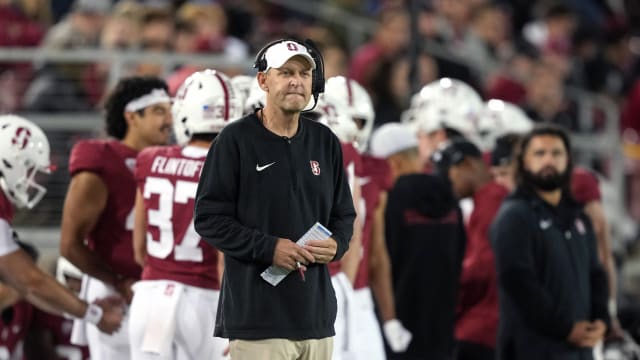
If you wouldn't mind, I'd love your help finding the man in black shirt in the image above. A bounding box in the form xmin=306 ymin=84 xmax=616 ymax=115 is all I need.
xmin=370 ymin=123 xmax=465 ymax=360
xmin=194 ymin=39 xmax=356 ymax=360
xmin=491 ymin=125 xmax=609 ymax=360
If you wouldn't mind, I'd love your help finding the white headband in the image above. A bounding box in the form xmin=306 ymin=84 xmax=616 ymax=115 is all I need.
xmin=125 ymin=89 xmax=171 ymax=112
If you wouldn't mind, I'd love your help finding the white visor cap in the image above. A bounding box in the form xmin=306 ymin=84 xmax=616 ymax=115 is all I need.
xmin=263 ymin=41 xmax=316 ymax=71
xmin=370 ymin=123 xmax=419 ymax=159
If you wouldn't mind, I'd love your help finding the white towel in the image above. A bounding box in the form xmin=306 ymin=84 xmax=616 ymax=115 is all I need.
xmin=70 ymin=274 xmax=90 ymax=346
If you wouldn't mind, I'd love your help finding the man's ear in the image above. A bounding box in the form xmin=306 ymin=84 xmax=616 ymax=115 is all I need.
xmin=123 ymin=110 xmax=137 ymax=129
xmin=257 ymin=72 xmax=269 ymax=92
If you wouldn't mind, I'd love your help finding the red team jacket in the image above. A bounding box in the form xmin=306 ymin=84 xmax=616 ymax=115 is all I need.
xmin=68 ymin=139 xmax=142 ymax=279
xmin=135 ymin=145 xmax=220 ymax=290
xmin=455 ymin=181 xmax=509 ymax=348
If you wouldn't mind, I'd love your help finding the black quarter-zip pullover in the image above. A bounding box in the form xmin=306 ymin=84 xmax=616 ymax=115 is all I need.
xmin=194 ymin=112 xmax=356 ymax=340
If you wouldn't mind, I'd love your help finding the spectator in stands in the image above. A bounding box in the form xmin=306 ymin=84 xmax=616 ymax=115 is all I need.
xmin=521 ymin=60 xmax=575 ymax=129
xmin=0 ymin=0 xmax=49 ymax=112
xmin=176 ymin=2 xmax=248 ymax=62
xmin=372 ymin=53 xmax=438 ymax=126
xmin=21 ymin=0 xmax=112 ymax=111
xmin=84 ymin=10 xmax=142 ymax=107
xmin=135 ymin=7 xmax=174 ymax=77
xmin=173 ymin=19 xmax=199 ymax=55
xmin=523 ymin=3 xmax=577 ymax=57
xmin=458 ymin=3 xmax=512 ymax=78
xmin=42 ymin=0 xmax=110 ymax=50
xmin=349 ymin=8 xmax=409 ymax=92
xmin=485 ymin=42 xmax=538 ymax=104
xmin=433 ymin=0 xmax=474 ymax=45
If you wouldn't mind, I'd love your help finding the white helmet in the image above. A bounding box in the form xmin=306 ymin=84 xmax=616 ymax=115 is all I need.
xmin=172 ymin=69 xmax=244 ymax=146
xmin=244 ymin=77 xmax=266 ymax=114
xmin=477 ymin=99 xmax=533 ymax=151
xmin=0 ymin=115 xmax=51 ymax=209
xmin=322 ymin=76 xmax=374 ymax=152
xmin=231 ymin=75 xmax=254 ymax=112
xmin=312 ymin=93 xmax=359 ymax=144
xmin=56 ymin=257 xmax=83 ymax=286
xmin=410 ymin=78 xmax=483 ymax=140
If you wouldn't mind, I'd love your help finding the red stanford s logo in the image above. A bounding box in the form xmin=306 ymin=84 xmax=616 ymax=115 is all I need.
xmin=310 ymin=160 xmax=320 ymax=176
xmin=12 ymin=127 xmax=32 ymax=149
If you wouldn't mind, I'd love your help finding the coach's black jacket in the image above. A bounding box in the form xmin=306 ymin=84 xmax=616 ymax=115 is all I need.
xmin=385 ymin=174 xmax=465 ymax=360
xmin=194 ymin=112 xmax=355 ymax=340
xmin=490 ymin=187 xmax=609 ymax=360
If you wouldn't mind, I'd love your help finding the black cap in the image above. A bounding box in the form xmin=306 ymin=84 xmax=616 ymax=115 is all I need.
xmin=491 ymin=133 xmax=521 ymax=167
xmin=431 ymin=137 xmax=481 ymax=175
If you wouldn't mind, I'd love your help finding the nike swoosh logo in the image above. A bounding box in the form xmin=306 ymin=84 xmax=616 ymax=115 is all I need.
xmin=256 ymin=162 xmax=276 ymax=171
xmin=539 ymin=219 xmax=552 ymax=230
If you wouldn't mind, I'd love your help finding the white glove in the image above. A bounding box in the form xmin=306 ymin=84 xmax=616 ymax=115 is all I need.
xmin=383 ymin=319 xmax=412 ymax=352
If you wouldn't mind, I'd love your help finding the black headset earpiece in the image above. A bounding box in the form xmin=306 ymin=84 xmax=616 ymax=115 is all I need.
xmin=303 ymin=38 xmax=325 ymax=96
xmin=253 ymin=39 xmax=285 ymax=72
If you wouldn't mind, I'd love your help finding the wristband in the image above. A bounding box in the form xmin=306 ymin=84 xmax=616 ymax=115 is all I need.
xmin=83 ymin=303 xmax=103 ymax=325
xmin=608 ymin=299 xmax=617 ymax=318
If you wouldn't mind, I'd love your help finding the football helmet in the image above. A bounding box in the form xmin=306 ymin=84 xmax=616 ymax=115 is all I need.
xmin=244 ymin=77 xmax=266 ymax=114
xmin=323 ymin=76 xmax=374 ymax=153
xmin=312 ymin=93 xmax=359 ymax=144
xmin=409 ymin=78 xmax=483 ymax=140
xmin=172 ymin=69 xmax=244 ymax=145
xmin=230 ymin=75 xmax=254 ymax=112
xmin=476 ymin=99 xmax=533 ymax=151
xmin=0 ymin=115 xmax=52 ymax=209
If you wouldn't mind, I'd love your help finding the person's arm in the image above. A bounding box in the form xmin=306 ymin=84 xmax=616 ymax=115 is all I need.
xmin=0 ymin=249 xmax=123 ymax=334
xmin=491 ymin=204 xmax=575 ymax=340
xmin=368 ymin=192 xmax=395 ymax=321
xmin=0 ymin=282 xmax=20 ymax=311
xmin=133 ymin=189 xmax=147 ymax=268
xmin=369 ymin=191 xmax=412 ymax=352
xmin=340 ymin=177 xmax=362 ymax=284
xmin=583 ymin=202 xmax=619 ymax=322
xmin=217 ymin=250 xmax=224 ymax=283
xmin=583 ymin=213 xmax=610 ymax=326
xmin=194 ymin=132 xmax=279 ymax=264
xmin=325 ymin=136 xmax=356 ymax=261
xmin=59 ymin=171 xmax=118 ymax=287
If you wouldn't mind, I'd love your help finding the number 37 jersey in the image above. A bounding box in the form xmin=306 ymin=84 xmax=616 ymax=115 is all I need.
xmin=135 ymin=145 xmax=220 ymax=290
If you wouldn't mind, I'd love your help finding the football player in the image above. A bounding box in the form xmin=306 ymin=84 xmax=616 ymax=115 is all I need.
xmin=59 ymin=76 xmax=173 ymax=359
xmin=129 ymin=69 xmax=243 ymax=360
xmin=323 ymin=76 xmax=412 ymax=359
xmin=403 ymin=78 xmax=484 ymax=169
xmin=29 ymin=257 xmax=91 ymax=360
xmin=0 ymin=115 xmax=123 ymax=350
xmin=310 ymin=82 xmax=364 ymax=360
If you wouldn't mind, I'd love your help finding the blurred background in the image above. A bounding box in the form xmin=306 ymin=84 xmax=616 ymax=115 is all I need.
xmin=2 ymin=0 xmax=640 ymax=339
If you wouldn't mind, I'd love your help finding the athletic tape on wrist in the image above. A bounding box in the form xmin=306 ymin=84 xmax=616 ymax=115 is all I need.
xmin=83 ymin=303 xmax=103 ymax=325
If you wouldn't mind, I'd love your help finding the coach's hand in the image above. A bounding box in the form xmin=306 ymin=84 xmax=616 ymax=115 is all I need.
xmin=273 ymin=238 xmax=315 ymax=271
xmin=304 ymin=237 xmax=337 ymax=264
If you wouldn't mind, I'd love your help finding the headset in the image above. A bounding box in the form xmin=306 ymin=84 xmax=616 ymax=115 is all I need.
xmin=253 ymin=38 xmax=325 ymax=110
